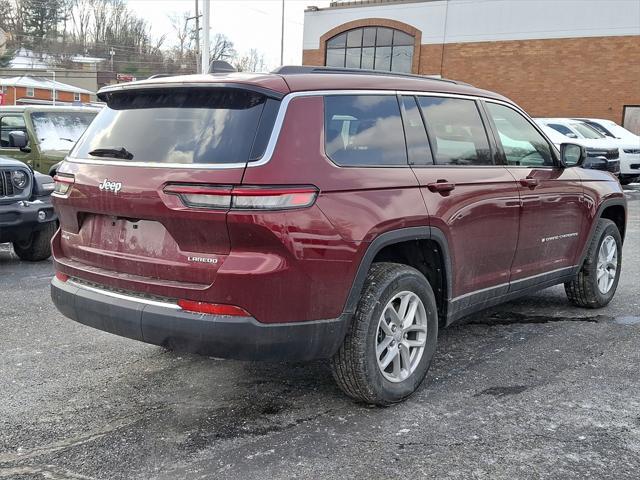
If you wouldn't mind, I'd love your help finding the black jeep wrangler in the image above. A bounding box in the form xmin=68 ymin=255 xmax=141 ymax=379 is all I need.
xmin=0 ymin=156 xmax=57 ymax=261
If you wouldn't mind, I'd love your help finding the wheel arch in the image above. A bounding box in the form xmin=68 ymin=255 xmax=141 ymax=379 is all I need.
xmin=577 ymin=197 xmax=627 ymax=267
xmin=343 ymin=227 xmax=453 ymax=326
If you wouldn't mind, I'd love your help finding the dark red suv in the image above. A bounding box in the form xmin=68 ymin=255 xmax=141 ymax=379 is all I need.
xmin=51 ymin=67 xmax=626 ymax=405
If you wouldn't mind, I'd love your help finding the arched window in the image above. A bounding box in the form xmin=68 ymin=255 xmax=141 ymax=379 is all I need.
xmin=325 ymin=27 xmax=414 ymax=73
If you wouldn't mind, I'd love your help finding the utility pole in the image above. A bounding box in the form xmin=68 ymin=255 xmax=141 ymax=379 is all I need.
xmin=188 ymin=0 xmax=202 ymax=73
xmin=201 ymin=0 xmax=210 ymax=74
xmin=109 ymin=48 xmax=115 ymax=72
xmin=194 ymin=0 xmax=200 ymax=73
xmin=280 ymin=0 xmax=285 ymax=66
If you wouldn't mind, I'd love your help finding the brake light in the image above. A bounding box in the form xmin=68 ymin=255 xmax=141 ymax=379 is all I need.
xmin=164 ymin=185 xmax=318 ymax=210
xmin=55 ymin=272 xmax=69 ymax=282
xmin=53 ymin=174 xmax=74 ymax=195
xmin=177 ymin=299 xmax=250 ymax=316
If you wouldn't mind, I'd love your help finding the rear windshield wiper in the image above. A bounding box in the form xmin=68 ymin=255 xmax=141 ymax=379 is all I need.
xmin=88 ymin=147 xmax=134 ymax=160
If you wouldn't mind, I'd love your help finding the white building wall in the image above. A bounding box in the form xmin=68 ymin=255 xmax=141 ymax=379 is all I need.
xmin=303 ymin=0 xmax=640 ymax=49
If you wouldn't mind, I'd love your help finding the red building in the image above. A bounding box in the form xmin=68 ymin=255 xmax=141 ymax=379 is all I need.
xmin=0 ymin=75 xmax=93 ymax=105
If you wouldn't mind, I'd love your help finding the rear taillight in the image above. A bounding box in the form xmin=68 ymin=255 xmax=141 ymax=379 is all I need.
xmin=55 ymin=272 xmax=69 ymax=282
xmin=177 ymin=299 xmax=250 ymax=316
xmin=164 ymin=184 xmax=318 ymax=211
xmin=53 ymin=174 xmax=74 ymax=196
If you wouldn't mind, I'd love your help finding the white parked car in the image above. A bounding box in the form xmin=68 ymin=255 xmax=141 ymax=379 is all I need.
xmin=573 ymin=118 xmax=640 ymax=185
xmin=534 ymin=119 xmax=620 ymax=177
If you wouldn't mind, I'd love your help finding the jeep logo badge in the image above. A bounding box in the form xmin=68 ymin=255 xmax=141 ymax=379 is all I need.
xmin=99 ymin=179 xmax=122 ymax=194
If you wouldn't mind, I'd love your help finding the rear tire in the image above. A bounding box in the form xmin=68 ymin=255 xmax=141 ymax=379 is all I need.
xmin=331 ymin=262 xmax=438 ymax=406
xmin=12 ymin=221 xmax=57 ymax=262
xmin=565 ymin=218 xmax=622 ymax=308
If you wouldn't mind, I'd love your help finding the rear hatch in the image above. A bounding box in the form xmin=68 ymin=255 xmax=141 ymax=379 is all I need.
xmin=52 ymin=81 xmax=285 ymax=296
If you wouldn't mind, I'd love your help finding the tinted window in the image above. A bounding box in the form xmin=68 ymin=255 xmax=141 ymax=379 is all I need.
xmin=324 ymin=95 xmax=407 ymax=166
xmin=547 ymin=123 xmax=576 ymax=138
xmin=401 ymin=96 xmax=432 ymax=165
xmin=572 ymin=122 xmax=604 ymax=139
xmin=73 ymin=89 xmax=276 ymax=164
xmin=0 ymin=115 xmax=27 ymax=147
xmin=486 ymin=103 xmax=553 ymax=167
xmin=417 ymin=97 xmax=492 ymax=165
xmin=583 ymin=120 xmax=614 ymax=137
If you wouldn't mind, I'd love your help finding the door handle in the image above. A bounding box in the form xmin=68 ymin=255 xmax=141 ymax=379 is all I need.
xmin=427 ymin=180 xmax=456 ymax=194
xmin=519 ymin=177 xmax=540 ymax=189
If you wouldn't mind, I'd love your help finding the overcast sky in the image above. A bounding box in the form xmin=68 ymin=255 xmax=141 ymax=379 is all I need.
xmin=127 ymin=0 xmax=331 ymax=70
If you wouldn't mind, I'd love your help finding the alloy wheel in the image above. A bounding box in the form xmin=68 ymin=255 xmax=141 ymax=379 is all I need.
xmin=376 ymin=291 xmax=428 ymax=383
xmin=596 ymin=235 xmax=618 ymax=294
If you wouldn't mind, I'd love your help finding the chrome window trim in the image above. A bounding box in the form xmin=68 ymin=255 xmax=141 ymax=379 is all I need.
xmin=66 ymin=89 xmax=510 ymax=170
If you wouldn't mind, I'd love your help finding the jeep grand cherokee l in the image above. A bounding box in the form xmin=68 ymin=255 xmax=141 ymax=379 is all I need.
xmin=50 ymin=67 xmax=626 ymax=405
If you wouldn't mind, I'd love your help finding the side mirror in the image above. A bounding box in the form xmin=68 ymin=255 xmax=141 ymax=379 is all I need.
xmin=560 ymin=143 xmax=586 ymax=167
xmin=9 ymin=130 xmax=28 ymax=149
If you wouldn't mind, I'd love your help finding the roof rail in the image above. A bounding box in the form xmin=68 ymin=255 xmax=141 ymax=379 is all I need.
xmin=147 ymin=74 xmax=175 ymax=79
xmin=271 ymin=65 xmax=469 ymax=86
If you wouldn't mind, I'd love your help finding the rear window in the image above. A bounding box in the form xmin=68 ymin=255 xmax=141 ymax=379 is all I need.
xmin=72 ymin=88 xmax=279 ymax=165
xmin=31 ymin=111 xmax=96 ymax=151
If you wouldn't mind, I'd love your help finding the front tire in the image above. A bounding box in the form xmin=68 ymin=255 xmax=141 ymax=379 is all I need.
xmin=331 ymin=262 xmax=439 ymax=406
xmin=565 ymin=218 xmax=622 ymax=308
xmin=12 ymin=221 xmax=56 ymax=262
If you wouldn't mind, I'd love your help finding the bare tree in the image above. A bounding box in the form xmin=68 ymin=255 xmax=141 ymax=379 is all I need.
xmin=168 ymin=12 xmax=191 ymax=60
xmin=90 ymin=0 xmax=109 ymax=45
xmin=210 ymin=33 xmax=235 ymax=62
xmin=0 ymin=0 xmax=20 ymax=33
xmin=235 ymin=48 xmax=266 ymax=73
xmin=70 ymin=0 xmax=91 ymax=51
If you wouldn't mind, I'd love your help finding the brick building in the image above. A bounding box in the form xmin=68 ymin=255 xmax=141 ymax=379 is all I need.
xmin=0 ymin=75 xmax=93 ymax=106
xmin=302 ymin=0 xmax=640 ymax=124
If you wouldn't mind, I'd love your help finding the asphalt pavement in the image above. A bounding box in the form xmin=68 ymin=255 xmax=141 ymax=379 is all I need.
xmin=1 ymin=185 xmax=639 ymax=480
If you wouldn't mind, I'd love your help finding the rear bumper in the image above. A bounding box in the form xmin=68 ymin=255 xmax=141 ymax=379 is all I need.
xmin=51 ymin=277 xmax=350 ymax=361
xmin=0 ymin=197 xmax=57 ymax=243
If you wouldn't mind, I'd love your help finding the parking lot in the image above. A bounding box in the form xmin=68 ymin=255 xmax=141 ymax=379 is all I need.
xmin=0 ymin=185 xmax=638 ymax=480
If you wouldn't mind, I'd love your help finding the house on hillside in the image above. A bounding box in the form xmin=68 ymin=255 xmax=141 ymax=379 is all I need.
xmin=0 ymin=75 xmax=93 ymax=105
xmin=9 ymin=47 xmax=53 ymax=69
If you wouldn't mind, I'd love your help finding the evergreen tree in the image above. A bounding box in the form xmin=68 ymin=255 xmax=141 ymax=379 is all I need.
xmin=21 ymin=0 xmax=62 ymax=52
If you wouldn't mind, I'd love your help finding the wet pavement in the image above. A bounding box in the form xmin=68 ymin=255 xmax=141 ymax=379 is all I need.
xmin=1 ymin=185 xmax=639 ymax=479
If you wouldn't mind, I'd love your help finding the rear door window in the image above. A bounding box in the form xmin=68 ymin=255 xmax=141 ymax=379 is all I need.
xmin=324 ymin=95 xmax=408 ymax=166
xmin=72 ymin=88 xmax=279 ymax=165
xmin=417 ymin=97 xmax=492 ymax=166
